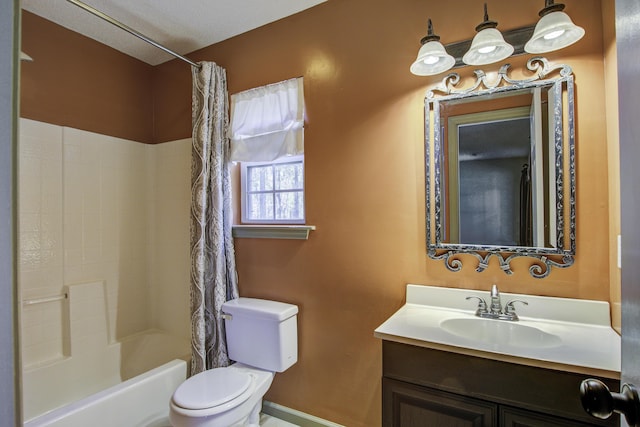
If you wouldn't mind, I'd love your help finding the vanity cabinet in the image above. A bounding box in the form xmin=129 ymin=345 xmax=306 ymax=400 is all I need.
xmin=382 ymin=341 xmax=619 ymax=427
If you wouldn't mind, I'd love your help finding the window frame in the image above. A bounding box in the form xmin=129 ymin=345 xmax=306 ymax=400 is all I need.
xmin=240 ymin=155 xmax=306 ymax=225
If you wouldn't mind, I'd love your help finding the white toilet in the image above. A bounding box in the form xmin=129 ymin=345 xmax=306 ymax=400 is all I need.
xmin=169 ymin=297 xmax=298 ymax=427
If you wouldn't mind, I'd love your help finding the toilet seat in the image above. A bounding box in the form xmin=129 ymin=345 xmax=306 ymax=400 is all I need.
xmin=172 ymin=368 xmax=252 ymax=411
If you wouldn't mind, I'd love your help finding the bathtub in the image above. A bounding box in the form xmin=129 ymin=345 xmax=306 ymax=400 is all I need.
xmin=24 ymin=358 xmax=186 ymax=427
xmin=23 ymin=330 xmax=190 ymax=426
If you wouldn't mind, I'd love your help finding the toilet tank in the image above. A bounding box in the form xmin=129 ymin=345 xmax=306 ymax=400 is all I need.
xmin=222 ymin=298 xmax=298 ymax=372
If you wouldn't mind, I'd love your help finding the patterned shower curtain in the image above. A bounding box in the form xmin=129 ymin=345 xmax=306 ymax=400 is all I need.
xmin=190 ymin=62 xmax=239 ymax=374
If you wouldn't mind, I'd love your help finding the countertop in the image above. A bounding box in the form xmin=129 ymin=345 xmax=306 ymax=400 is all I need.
xmin=374 ymin=284 xmax=621 ymax=379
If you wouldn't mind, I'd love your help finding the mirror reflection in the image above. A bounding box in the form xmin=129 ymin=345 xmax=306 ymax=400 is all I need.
xmin=425 ymin=58 xmax=575 ymax=278
xmin=443 ymin=87 xmax=555 ymax=248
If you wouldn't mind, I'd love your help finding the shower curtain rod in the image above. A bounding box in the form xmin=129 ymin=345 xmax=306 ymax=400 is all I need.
xmin=66 ymin=0 xmax=201 ymax=69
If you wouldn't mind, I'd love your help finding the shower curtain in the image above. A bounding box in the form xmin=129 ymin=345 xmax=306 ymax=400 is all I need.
xmin=519 ymin=163 xmax=532 ymax=247
xmin=190 ymin=62 xmax=239 ymax=374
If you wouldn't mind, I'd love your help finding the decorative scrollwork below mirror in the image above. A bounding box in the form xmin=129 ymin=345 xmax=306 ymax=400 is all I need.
xmin=425 ymin=57 xmax=575 ymax=278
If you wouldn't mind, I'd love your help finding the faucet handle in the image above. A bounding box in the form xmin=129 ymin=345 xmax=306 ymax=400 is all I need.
xmin=466 ymin=296 xmax=488 ymax=315
xmin=504 ymin=300 xmax=529 ymax=316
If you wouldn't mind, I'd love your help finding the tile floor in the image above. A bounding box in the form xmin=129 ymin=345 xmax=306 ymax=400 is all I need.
xmin=149 ymin=413 xmax=297 ymax=426
xmin=260 ymin=414 xmax=299 ymax=426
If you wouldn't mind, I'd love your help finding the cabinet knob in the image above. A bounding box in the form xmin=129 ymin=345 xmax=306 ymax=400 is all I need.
xmin=580 ymin=379 xmax=640 ymax=427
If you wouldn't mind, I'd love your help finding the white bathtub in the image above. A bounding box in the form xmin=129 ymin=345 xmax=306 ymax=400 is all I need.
xmin=24 ymin=358 xmax=187 ymax=427
xmin=23 ymin=330 xmax=190 ymax=426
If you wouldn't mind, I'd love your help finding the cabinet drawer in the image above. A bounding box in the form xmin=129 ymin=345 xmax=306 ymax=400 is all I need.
xmin=500 ymin=406 xmax=601 ymax=427
xmin=383 ymin=377 xmax=497 ymax=427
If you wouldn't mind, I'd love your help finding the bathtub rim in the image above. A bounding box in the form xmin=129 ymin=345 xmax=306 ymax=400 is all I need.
xmin=24 ymin=358 xmax=187 ymax=426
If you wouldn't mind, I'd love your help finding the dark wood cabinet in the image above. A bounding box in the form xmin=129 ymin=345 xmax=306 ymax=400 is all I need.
xmin=384 ymin=377 xmax=496 ymax=427
xmin=381 ymin=340 xmax=619 ymax=427
xmin=499 ymin=406 xmax=597 ymax=427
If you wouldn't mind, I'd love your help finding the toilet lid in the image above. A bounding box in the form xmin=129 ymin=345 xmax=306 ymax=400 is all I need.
xmin=172 ymin=368 xmax=252 ymax=410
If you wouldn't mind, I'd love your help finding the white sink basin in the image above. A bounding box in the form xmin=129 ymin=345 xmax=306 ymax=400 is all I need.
xmin=440 ymin=317 xmax=562 ymax=349
xmin=374 ymin=284 xmax=621 ymax=376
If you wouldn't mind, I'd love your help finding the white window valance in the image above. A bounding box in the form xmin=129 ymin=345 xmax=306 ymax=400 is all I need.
xmin=230 ymin=77 xmax=304 ymax=162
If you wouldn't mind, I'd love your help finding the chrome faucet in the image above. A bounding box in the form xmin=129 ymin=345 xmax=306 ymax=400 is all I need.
xmin=465 ymin=284 xmax=528 ymax=321
xmin=489 ymin=284 xmax=502 ymax=315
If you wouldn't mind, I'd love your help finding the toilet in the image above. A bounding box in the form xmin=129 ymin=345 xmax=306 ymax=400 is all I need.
xmin=169 ymin=297 xmax=298 ymax=427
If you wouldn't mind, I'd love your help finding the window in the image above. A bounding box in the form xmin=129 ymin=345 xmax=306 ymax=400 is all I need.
xmin=230 ymin=77 xmax=306 ymax=226
xmin=241 ymin=156 xmax=304 ymax=224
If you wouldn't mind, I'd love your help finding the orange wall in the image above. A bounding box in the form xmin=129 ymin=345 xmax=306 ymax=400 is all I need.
xmin=152 ymin=1 xmax=611 ymax=425
xmin=22 ymin=1 xmax=613 ymax=426
xmin=20 ymin=11 xmax=154 ymax=143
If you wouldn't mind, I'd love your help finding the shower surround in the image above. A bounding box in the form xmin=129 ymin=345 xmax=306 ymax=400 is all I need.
xmin=18 ymin=118 xmax=192 ymax=420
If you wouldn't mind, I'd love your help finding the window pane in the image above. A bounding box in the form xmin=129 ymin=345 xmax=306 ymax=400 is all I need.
xmin=247 ymin=165 xmax=273 ymax=191
xmin=248 ymin=193 xmax=274 ymax=220
xmin=242 ymin=157 xmax=305 ymax=223
xmin=275 ymin=162 xmax=303 ymax=190
xmin=275 ymin=191 xmax=304 ymax=220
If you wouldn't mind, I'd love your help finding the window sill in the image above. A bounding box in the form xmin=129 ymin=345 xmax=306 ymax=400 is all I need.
xmin=232 ymin=225 xmax=316 ymax=240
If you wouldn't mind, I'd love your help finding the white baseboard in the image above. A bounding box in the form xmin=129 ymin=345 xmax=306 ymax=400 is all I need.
xmin=262 ymin=401 xmax=345 ymax=427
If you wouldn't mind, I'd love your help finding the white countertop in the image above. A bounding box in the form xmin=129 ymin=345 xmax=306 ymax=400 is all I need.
xmin=374 ymin=284 xmax=621 ymax=379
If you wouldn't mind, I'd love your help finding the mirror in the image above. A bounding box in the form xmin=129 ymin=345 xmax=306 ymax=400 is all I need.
xmin=425 ymin=57 xmax=575 ymax=278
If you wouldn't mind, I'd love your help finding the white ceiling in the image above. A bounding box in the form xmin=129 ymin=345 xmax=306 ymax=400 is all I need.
xmin=21 ymin=0 xmax=327 ymax=65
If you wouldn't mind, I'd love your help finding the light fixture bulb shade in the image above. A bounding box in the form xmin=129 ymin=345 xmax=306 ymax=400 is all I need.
xmin=524 ymin=11 xmax=585 ymax=53
xmin=462 ymin=28 xmax=514 ymax=66
xmin=410 ymin=41 xmax=455 ymax=76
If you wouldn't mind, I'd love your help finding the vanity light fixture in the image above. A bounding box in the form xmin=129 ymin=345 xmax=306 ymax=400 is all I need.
xmin=462 ymin=3 xmax=514 ymax=66
xmin=524 ymin=0 xmax=585 ymax=54
xmin=410 ymin=19 xmax=456 ymax=76
xmin=410 ymin=1 xmax=584 ymax=76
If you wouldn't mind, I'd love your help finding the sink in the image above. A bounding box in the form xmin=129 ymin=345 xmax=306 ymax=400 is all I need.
xmin=374 ymin=284 xmax=621 ymax=374
xmin=440 ymin=318 xmax=562 ymax=349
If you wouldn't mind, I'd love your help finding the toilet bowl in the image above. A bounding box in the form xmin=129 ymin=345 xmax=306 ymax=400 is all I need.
xmin=169 ymin=363 xmax=274 ymax=427
xmin=169 ymin=298 xmax=298 ymax=427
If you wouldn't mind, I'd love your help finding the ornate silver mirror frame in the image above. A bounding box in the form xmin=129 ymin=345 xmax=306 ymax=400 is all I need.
xmin=425 ymin=57 xmax=576 ymax=278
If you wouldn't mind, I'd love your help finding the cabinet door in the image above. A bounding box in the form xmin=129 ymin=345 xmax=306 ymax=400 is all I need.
xmin=383 ymin=378 xmax=497 ymax=427
xmin=500 ymin=406 xmax=601 ymax=427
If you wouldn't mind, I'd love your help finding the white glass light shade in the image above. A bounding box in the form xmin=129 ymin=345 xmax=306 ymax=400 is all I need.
xmin=410 ymin=41 xmax=455 ymax=76
xmin=462 ymin=28 xmax=514 ymax=66
xmin=524 ymin=11 xmax=585 ymax=53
